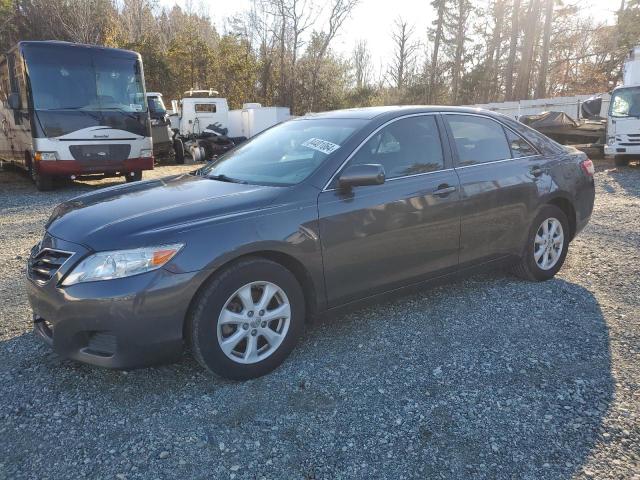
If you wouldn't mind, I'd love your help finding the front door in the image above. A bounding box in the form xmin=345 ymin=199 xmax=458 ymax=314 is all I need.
xmin=318 ymin=114 xmax=461 ymax=307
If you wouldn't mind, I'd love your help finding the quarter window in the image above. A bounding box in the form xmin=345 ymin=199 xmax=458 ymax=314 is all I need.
xmin=505 ymin=128 xmax=538 ymax=158
xmin=347 ymin=116 xmax=445 ymax=179
xmin=446 ymin=115 xmax=511 ymax=166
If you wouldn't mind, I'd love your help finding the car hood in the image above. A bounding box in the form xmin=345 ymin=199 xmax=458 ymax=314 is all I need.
xmin=46 ymin=174 xmax=284 ymax=251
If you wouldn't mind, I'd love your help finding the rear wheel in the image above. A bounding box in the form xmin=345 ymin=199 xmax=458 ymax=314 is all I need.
xmin=513 ymin=205 xmax=570 ymax=281
xmin=124 ymin=170 xmax=142 ymax=182
xmin=614 ymin=155 xmax=629 ymax=167
xmin=189 ymin=258 xmax=305 ymax=380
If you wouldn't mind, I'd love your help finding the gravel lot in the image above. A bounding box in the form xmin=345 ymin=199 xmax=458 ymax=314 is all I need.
xmin=1 ymin=160 xmax=638 ymax=480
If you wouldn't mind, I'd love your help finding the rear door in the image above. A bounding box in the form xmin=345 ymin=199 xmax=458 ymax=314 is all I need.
xmin=318 ymin=114 xmax=461 ymax=306
xmin=443 ymin=113 xmax=546 ymax=266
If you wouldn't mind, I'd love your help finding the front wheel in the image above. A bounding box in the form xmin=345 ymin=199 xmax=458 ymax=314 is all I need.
xmin=513 ymin=205 xmax=570 ymax=281
xmin=189 ymin=258 xmax=305 ymax=380
xmin=614 ymin=155 xmax=629 ymax=167
xmin=30 ymin=163 xmax=53 ymax=191
xmin=124 ymin=170 xmax=142 ymax=182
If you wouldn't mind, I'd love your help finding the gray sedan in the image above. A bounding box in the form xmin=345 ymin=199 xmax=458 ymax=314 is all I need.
xmin=26 ymin=106 xmax=596 ymax=379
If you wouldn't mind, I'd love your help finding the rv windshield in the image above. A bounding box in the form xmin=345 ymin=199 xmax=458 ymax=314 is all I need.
xmin=198 ymin=118 xmax=366 ymax=186
xmin=610 ymin=87 xmax=640 ymax=118
xmin=21 ymin=44 xmax=149 ymax=138
xmin=24 ymin=45 xmax=146 ymax=112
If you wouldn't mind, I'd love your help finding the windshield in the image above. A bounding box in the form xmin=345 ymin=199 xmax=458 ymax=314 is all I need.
xmin=148 ymin=96 xmax=166 ymax=114
xmin=199 ymin=118 xmax=366 ymax=186
xmin=24 ymin=44 xmax=146 ymax=113
xmin=610 ymin=87 xmax=640 ymax=118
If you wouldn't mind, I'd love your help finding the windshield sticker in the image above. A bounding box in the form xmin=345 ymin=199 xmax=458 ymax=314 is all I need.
xmin=301 ymin=138 xmax=341 ymax=155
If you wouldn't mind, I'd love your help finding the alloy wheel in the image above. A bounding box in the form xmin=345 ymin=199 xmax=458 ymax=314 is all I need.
xmin=216 ymin=281 xmax=291 ymax=364
xmin=533 ymin=217 xmax=564 ymax=270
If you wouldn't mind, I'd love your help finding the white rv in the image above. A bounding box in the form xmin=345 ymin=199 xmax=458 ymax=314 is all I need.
xmin=605 ymin=46 xmax=640 ymax=166
xmin=0 ymin=41 xmax=153 ymax=190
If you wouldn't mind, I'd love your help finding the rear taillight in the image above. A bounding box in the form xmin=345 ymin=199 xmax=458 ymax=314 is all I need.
xmin=580 ymin=159 xmax=595 ymax=177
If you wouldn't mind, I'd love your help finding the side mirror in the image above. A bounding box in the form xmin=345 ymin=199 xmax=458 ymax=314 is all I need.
xmin=338 ymin=164 xmax=385 ymax=191
xmin=8 ymin=93 xmax=21 ymax=110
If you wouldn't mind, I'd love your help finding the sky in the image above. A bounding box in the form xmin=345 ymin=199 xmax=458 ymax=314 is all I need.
xmin=160 ymin=0 xmax=618 ymax=71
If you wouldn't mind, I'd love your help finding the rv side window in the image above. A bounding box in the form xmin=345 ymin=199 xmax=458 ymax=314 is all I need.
xmin=195 ymin=103 xmax=216 ymax=113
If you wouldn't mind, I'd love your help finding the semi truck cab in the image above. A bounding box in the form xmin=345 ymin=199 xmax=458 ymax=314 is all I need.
xmin=605 ymin=46 xmax=640 ymax=166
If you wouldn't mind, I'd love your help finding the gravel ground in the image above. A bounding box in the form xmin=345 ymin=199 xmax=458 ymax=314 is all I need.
xmin=0 ymin=159 xmax=638 ymax=480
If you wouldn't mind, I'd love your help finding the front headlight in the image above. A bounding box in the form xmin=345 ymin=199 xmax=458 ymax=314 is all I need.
xmin=140 ymin=148 xmax=153 ymax=159
xmin=607 ymin=137 xmax=615 ymax=146
xmin=61 ymin=244 xmax=183 ymax=286
xmin=34 ymin=151 xmax=58 ymax=161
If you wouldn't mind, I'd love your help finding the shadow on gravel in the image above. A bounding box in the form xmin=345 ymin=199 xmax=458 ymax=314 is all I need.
xmin=595 ymin=159 xmax=640 ymax=198
xmin=1 ymin=272 xmax=613 ymax=479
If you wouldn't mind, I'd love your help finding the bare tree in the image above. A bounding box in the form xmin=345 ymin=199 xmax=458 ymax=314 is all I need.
xmin=428 ymin=0 xmax=447 ymax=102
xmin=284 ymin=0 xmax=317 ymax=110
xmin=308 ymin=0 xmax=360 ymax=110
xmin=388 ymin=17 xmax=418 ymax=91
xmin=450 ymin=0 xmax=472 ymax=103
xmin=505 ymin=0 xmax=521 ymax=100
xmin=514 ymin=0 xmax=542 ymax=99
xmin=534 ymin=0 xmax=554 ymax=98
xmin=352 ymin=39 xmax=373 ymax=88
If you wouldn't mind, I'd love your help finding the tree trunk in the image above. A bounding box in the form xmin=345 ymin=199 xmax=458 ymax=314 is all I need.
xmin=514 ymin=0 xmax=541 ymax=100
xmin=504 ymin=0 xmax=521 ymax=100
xmin=429 ymin=1 xmax=446 ymax=103
xmin=534 ymin=0 xmax=553 ymax=98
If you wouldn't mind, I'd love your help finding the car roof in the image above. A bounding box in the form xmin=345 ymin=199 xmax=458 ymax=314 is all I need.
xmin=298 ymin=105 xmax=501 ymax=121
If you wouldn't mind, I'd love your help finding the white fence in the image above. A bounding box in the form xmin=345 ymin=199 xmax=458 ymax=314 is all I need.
xmin=467 ymin=93 xmax=610 ymax=120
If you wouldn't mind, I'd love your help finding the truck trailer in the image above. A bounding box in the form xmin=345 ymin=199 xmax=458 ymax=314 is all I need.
xmin=0 ymin=41 xmax=153 ymax=190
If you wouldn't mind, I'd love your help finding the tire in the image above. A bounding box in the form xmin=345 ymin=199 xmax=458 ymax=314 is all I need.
xmin=614 ymin=155 xmax=629 ymax=167
xmin=124 ymin=171 xmax=142 ymax=182
xmin=513 ymin=205 xmax=570 ymax=282
xmin=30 ymin=162 xmax=54 ymax=191
xmin=189 ymin=258 xmax=305 ymax=380
xmin=174 ymin=139 xmax=185 ymax=165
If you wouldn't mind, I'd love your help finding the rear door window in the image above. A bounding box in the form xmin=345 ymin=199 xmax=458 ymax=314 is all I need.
xmin=445 ymin=115 xmax=511 ymax=166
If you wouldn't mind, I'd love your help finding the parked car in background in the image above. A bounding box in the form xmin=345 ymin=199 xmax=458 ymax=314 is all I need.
xmin=26 ymin=106 xmax=595 ymax=379
xmin=0 ymin=41 xmax=153 ymax=190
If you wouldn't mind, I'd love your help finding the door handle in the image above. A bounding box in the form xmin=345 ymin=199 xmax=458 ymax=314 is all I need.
xmin=530 ymin=166 xmax=544 ymax=177
xmin=432 ymin=185 xmax=457 ymax=196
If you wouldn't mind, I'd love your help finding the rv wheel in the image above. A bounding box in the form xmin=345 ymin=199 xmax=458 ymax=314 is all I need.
xmin=29 ymin=163 xmax=53 ymax=191
xmin=124 ymin=171 xmax=143 ymax=182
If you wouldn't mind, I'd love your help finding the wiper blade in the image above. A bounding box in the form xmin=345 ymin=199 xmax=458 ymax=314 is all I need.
xmin=208 ymin=174 xmax=248 ymax=184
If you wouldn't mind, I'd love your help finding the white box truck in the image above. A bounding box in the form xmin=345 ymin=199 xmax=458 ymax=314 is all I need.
xmin=605 ymin=46 xmax=640 ymax=166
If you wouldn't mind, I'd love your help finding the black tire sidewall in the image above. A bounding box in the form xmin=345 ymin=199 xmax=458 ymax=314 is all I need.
xmin=522 ymin=205 xmax=570 ymax=281
xmin=191 ymin=259 xmax=305 ymax=380
xmin=174 ymin=139 xmax=185 ymax=164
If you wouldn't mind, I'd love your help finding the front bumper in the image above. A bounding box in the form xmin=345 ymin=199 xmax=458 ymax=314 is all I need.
xmin=37 ymin=157 xmax=154 ymax=176
xmin=604 ymin=144 xmax=640 ymax=156
xmin=26 ymin=235 xmax=206 ymax=369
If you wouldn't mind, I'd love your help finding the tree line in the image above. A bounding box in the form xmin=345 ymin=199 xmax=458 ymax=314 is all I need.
xmin=0 ymin=0 xmax=639 ymax=114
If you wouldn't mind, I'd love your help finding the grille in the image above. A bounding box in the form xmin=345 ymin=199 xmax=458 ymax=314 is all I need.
xmin=28 ymin=248 xmax=72 ymax=283
xmin=617 ymin=134 xmax=640 ymax=146
xmin=69 ymin=144 xmax=131 ymax=163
